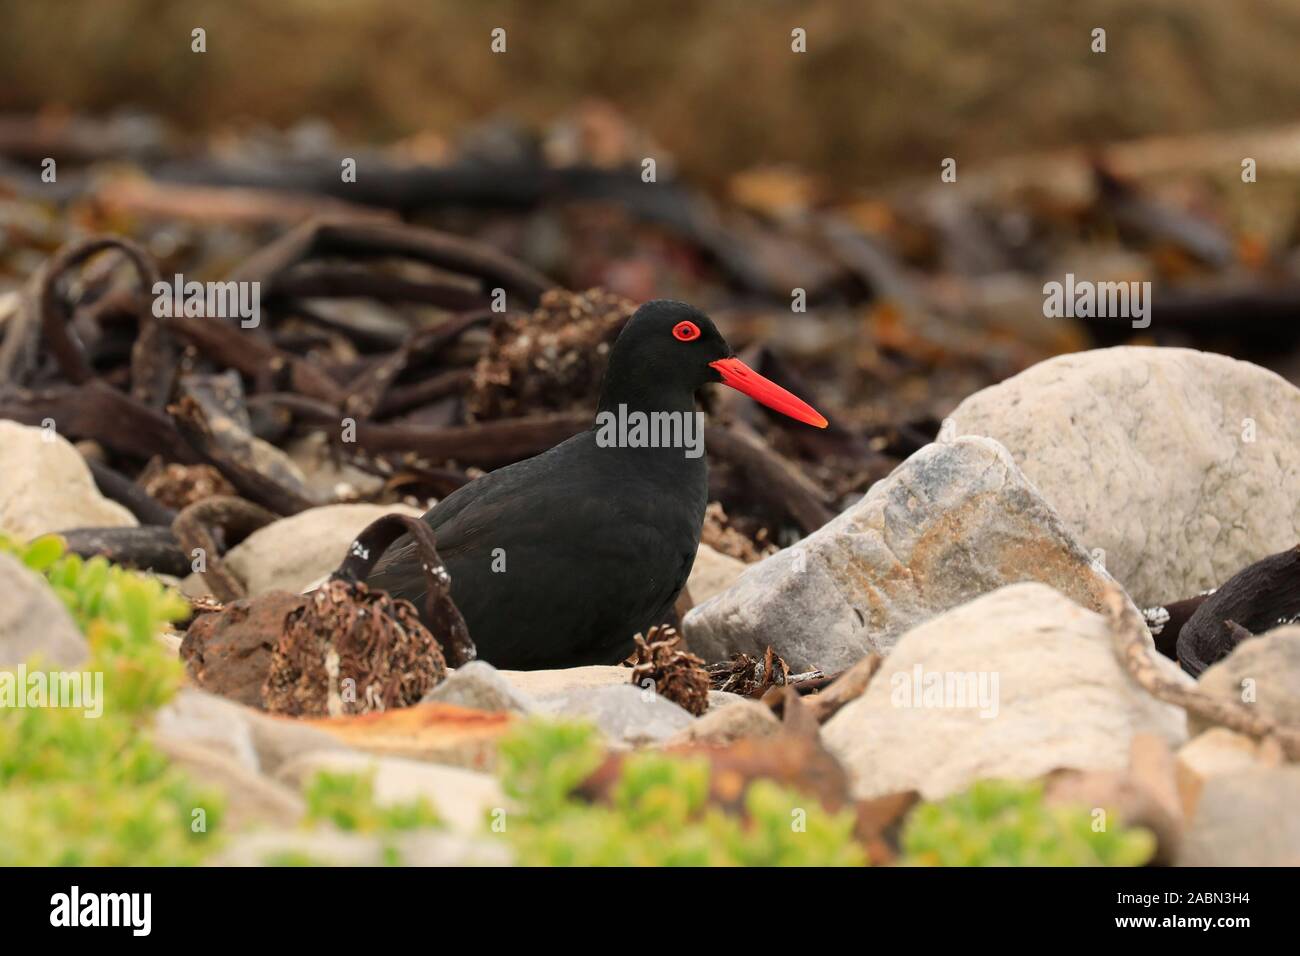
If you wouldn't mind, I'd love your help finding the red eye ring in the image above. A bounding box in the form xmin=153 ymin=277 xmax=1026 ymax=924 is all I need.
xmin=672 ymin=320 xmax=701 ymax=342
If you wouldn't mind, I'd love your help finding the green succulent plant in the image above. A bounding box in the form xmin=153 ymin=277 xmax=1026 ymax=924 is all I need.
xmin=493 ymin=719 xmax=867 ymax=867
xmin=303 ymin=769 xmax=443 ymax=834
xmin=0 ymin=534 xmax=220 ymax=866
xmin=899 ymin=778 xmax=1156 ymax=867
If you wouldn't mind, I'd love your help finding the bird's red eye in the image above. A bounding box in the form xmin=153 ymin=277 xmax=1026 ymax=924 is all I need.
xmin=672 ymin=321 xmax=701 ymax=342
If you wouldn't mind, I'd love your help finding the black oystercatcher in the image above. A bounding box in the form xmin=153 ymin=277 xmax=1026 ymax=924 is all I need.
xmin=367 ymin=300 xmax=826 ymax=669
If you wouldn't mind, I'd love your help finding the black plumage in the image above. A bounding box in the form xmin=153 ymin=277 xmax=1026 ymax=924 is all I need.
xmin=366 ymin=299 xmax=824 ymax=669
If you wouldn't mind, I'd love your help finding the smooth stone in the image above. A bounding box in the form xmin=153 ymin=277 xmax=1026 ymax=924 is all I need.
xmin=498 ymin=665 xmax=628 ymax=697
xmin=157 ymin=688 xmax=349 ymax=775
xmin=422 ymin=660 xmax=536 ymax=714
xmin=0 ymin=552 xmax=89 ymax=668
xmin=666 ymin=699 xmax=781 ymax=746
xmin=686 ymin=543 xmax=747 ymax=605
xmin=684 ymin=436 xmax=1128 ymax=672
xmin=949 ymin=347 xmax=1300 ymax=606
xmin=154 ymin=736 xmax=305 ymax=832
xmin=534 ymin=683 xmax=695 ymax=747
xmin=275 ymin=749 xmax=505 ymax=834
xmin=1191 ymin=626 xmax=1300 ymax=734
xmin=0 ymin=419 xmax=136 ymax=540
xmin=1177 ymin=728 xmax=1274 ymax=782
xmin=822 ymin=583 xmax=1189 ymax=800
xmin=1177 ymin=766 xmax=1300 ymax=866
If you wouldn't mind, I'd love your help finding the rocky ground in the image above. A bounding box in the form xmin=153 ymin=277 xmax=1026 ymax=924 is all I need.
xmin=2 ymin=112 xmax=1300 ymax=866
xmin=3 ymin=337 xmax=1298 ymax=865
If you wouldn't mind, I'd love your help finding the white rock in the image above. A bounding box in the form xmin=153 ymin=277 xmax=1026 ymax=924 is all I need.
xmin=1177 ymin=728 xmax=1272 ymax=781
xmin=1191 ymin=626 xmax=1300 ymax=733
xmin=275 ymin=750 xmax=505 ymax=835
xmin=666 ymin=699 xmax=781 ymax=746
xmin=498 ymin=665 xmax=628 ymax=697
xmin=1177 ymin=766 xmax=1300 ymax=866
xmin=684 ymin=436 xmax=1127 ymax=672
xmin=686 ymin=543 xmax=747 ymax=605
xmin=822 ymin=582 xmax=1188 ymax=800
xmin=0 ymin=419 xmax=135 ymax=540
xmin=182 ymin=502 xmax=423 ymax=597
xmin=949 ymin=347 xmax=1300 ymax=606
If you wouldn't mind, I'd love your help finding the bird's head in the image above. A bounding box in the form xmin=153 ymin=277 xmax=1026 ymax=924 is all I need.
xmin=598 ymin=299 xmax=827 ymax=427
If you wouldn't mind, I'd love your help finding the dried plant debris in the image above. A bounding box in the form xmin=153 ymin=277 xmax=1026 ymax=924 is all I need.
xmin=707 ymin=645 xmax=793 ymax=698
xmin=700 ymin=501 xmax=777 ymax=564
xmin=467 ymin=287 xmax=636 ymax=420
xmin=139 ymin=459 xmax=237 ymax=510
xmin=262 ymin=578 xmax=447 ymax=718
xmin=628 ymin=625 xmax=710 ymax=716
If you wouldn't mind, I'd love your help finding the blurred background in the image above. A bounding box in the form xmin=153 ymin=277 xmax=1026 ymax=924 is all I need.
xmin=4 ymin=0 xmax=1300 ymax=185
xmin=4 ymin=0 xmax=1300 ymax=540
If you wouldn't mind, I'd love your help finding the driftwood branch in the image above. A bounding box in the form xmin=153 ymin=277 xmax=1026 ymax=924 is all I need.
xmin=172 ymin=495 xmax=278 ymax=602
xmin=1103 ymin=580 xmax=1300 ymax=760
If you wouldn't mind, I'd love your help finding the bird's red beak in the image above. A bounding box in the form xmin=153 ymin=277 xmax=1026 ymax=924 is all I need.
xmin=709 ymin=357 xmax=828 ymax=428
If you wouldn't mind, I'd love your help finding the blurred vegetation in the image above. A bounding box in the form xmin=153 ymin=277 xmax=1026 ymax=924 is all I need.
xmin=0 ymin=534 xmax=1157 ymax=867
xmin=900 ymin=779 xmax=1155 ymax=867
xmin=495 ymin=720 xmax=867 ymax=866
xmin=2 ymin=0 xmax=1299 ymax=186
xmin=303 ymin=769 xmax=443 ymax=834
xmin=0 ymin=534 xmax=219 ymax=866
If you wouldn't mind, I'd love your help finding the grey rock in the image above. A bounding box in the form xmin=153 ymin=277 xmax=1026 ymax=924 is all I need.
xmin=153 ymin=736 xmax=305 ymax=832
xmin=0 ymin=552 xmax=89 ymax=668
xmin=535 ymin=683 xmax=695 ymax=747
xmin=949 ymin=347 xmax=1300 ymax=606
xmin=1192 ymin=626 xmax=1300 ymax=734
xmin=154 ymin=690 xmax=260 ymax=772
xmin=422 ymin=660 xmax=537 ymax=714
xmin=708 ymin=690 xmax=747 ymax=711
xmin=822 ymin=583 xmax=1189 ymax=800
xmin=666 ymin=699 xmax=781 ymax=746
xmin=686 ymin=543 xmax=747 ymax=605
xmin=1177 ymin=766 xmax=1300 ymax=866
xmin=0 ymin=419 xmax=136 ymax=540
xmin=157 ymin=688 xmax=348 ymax=774
xmin=684 ymin=436 xmax=1126 ymax=672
